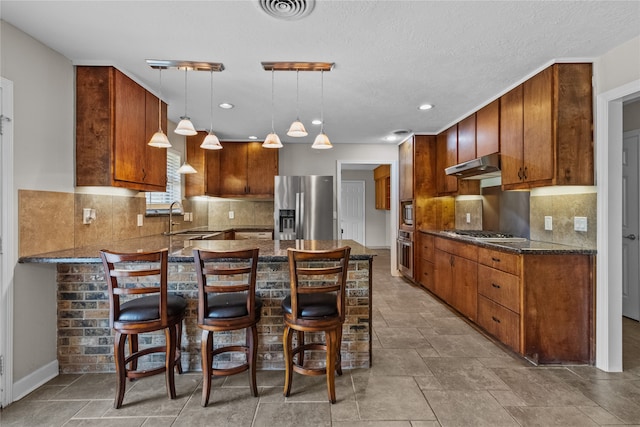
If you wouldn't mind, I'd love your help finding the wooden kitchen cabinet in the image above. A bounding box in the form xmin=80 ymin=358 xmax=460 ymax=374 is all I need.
xmin=457 ymin=114 xmax=476 ymax=163
xmin=434 ymin=237 xmax=478 ymax=321
xmin=184 ymin=131 xmax=220 ymax=197
xmin=374 ymin=164 xmax=391 ymax=210
xmin=219 ymin=142 xmax=278 ymax=198
xmin=187 ymin=139 xmax=277 ymax=198
xmin=436 ymin=126 xmax=458 ymax=195
xmin=500 ymin=63 xmax=593 ymax=190
xmin=399 ymin=136 xmax=414 ymax=201
xmin=416 ymin=232 xmax=435 ymax=292
xmin=76 ymin=66 xmax=167 ymax=192
xmin=476 ymin=99 xmax=500 ymax=157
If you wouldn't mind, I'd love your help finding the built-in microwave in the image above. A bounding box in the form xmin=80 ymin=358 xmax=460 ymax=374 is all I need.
xmin=401 ymin=202 xmax=413 ymax=226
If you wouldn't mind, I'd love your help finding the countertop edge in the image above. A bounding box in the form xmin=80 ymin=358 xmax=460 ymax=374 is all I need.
xmin=419 ymin=229 xmax=597 ymax=255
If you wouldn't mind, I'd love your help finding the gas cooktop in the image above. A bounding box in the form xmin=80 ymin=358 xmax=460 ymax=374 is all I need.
xmin=443 ymin=230 xmax=528 ymax=242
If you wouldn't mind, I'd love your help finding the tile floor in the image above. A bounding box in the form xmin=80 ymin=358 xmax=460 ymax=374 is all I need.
xmin=1 ymin=249 xmax=640 ymax=426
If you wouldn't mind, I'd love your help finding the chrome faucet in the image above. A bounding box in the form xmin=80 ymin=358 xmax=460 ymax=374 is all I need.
xmin=166 ymin=200 xmax=183 ymax=235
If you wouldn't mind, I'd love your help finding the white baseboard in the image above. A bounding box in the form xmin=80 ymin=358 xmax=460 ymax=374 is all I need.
xmin=12 ymin=360 xmax=58 ymax=401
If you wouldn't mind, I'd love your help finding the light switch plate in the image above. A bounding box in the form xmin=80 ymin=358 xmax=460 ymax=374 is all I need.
xmin=544 ymin=216 xmax=553 ymax=231
xmin=229 ymin=211 xmax=234 ymax=219
xmin=466 ymin=213 xmax=471 ymax=223
xmin=137 ymin=214 xmax=143 ymax=227
xmin=574 ymin=216 xmax=588 ymax=232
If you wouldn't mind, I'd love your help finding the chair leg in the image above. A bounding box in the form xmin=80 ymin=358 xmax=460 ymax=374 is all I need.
xmin=283 ymin=325 xmax=294 ymax=397
xmin=336 ymin=325 xmax=343 ymax=376
xmin=296 ymin=330 xmax=305 ymax=366
xmin=247 ymin=325 xmax=259 ymax=397
xmin=201 ymin=329 xmax=213 ymax=407
xmin=164 ymin=327 xmax=178 ymax=400
xmin=326 ymin=328 xmax=337 ymax=404
xmin=113 ymin=332 xmax=127 ymax=409
xmin=128 ymin=333 xmax=138 ymax=374
xmin=175 ymin=320 xmax=184 ymax=375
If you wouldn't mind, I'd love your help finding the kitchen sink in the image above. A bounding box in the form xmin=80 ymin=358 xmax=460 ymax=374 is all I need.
xmin=172 ymin=231 xmax=222 ymax=240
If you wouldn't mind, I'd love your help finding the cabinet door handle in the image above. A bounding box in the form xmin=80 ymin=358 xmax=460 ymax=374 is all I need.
xmin=491 ymin=316 xmax=501 ymax=323
xmin=523 ymin=166 xmax=528 ymax=180
xmin=491 ymin=283 xmax=501 ymax=289
xmin=518 ymin=167 xmax=523 ymax=180
xmin=491 ymin=257 xmax=501 ymax=263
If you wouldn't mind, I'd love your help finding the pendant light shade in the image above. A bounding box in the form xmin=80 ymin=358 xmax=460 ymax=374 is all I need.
xmin=287 ymin=70 xmax=308 ymax=137
xmin=263 ymin=70 xmax=283 ymax=148
xmin=177 ymin=161 xmax=197 ymax=174
xmin=148 ymin=68 xmax=172 ymax=148
xmin=263 ymin=132 xmax=283 ymax=148
xmin=312 ymin=70 xmax=332 ymax=149
xmin=174 ymin=68 xmax=197 ymax=136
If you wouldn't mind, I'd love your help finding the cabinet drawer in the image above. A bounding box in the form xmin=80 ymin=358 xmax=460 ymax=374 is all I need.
xmin=234 ymin=231 xmax=273 ymax=240
xmin=478 ymin=296 xmax=520 ymax=352
xmin=478 ymin=247 xmax=520 ymax=275
xmin=418 ymin=259 xmax=435 ymax=292
xmin=435 ymin=237 xmax=478 ymax=261
xmin=477 ymin=264 xmax=520 ymax=313
xmin=418 ymin=233 xmax=435 ymax=262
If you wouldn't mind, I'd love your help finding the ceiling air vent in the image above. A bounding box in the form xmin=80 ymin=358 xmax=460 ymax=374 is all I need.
xmin=259 ymin=0 xmax=315 ymax=20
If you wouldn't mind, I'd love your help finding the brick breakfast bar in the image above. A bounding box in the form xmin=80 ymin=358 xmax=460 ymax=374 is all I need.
xmin=19 ymin=235 xmax=375 ymax=374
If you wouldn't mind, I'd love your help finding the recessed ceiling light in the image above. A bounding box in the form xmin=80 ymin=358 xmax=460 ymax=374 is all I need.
xmin=418 ymin=104 xmax=434 ymax=110
xmin=219 ymin=103 xmax=234 ymax=109
xmin=384 ymin=135 xmax=398 ymax=142
xmin=248 ymin=136 xmax=258 ymax=140
xmin=312 ymin=119 xmax=322 ymax=125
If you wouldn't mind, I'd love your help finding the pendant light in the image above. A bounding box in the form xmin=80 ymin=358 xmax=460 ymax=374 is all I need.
xmin=287 ymin=70 xmax=308 ymax=137
xmin=312 ymin=70 xmax=332 ymax=149
xmin=148 ymin=68 xmax=172 ymax=148
xmin=177 ymin=161 xmax=197 ymax=174
xmin=174 ymin=68 xmax=197 ymax=136
xmin=263 ymin=69 xmax=283 ymax=148
xmin=200 ymin=70 xmax=223 ymax=150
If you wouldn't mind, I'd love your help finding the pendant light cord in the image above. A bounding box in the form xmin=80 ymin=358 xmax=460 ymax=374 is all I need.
xmin=157 ymin=68 xmax=163 ymax=130
xmin=320 ymin=70 xmax=324 ymax=133
xmin=271 ymin=70 xmax=276 ymax=132
xmin=295 ymin=69 xmax=300 ymax=120
xmin=183 ymin=68 xmax=188 ymax=118
xmin=209 ymin=70 xmax=214 ymax=132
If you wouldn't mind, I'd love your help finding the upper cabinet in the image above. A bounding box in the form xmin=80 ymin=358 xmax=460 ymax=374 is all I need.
xmin=436 ymin=125 xmax=458 ymax=195
xmin=500 ymin=63 xmax=593 ymax=190
xmin=374 ymin=164 xmax=391 ymax=210
xmin=186 ymin=138 xmax=278 ymax=198
xmin=457 ymin=114 xmax=476 ymax=163
xmin=76 ymin=66 xmax=167 ymax=192
xmin=399 ymin=136 xmax=414 ymax=201
xmin=476 ymin=99 xmax=500 ymax=157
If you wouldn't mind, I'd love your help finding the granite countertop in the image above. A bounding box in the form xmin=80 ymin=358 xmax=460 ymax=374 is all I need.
xmin=419 ymin=229 xmax=597 ymax=255
xmin=18 ymin=234 xmax=375 ymax=264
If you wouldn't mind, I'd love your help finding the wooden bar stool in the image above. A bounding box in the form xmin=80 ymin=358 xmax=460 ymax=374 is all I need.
xmin=193 ymin=248 xmax=262 ymax=407
xmin=282 ymin=246 xmax=351 ymax=403
xmin=99 ymin=249 xmax=187 ymax=409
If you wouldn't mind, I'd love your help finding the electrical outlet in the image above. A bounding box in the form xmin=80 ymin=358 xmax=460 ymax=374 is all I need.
xmin=466 ymin=213 xmax=471 ymax=224
xmin=137 ymin=214 xmax=143 ymax=227
xmin=228 ymin=211 xmax=234 ymax=219
xmin=574 ymin=216 xmax=588 ymax=232
xmin=544 ymin=216 xmax=553 ymax=231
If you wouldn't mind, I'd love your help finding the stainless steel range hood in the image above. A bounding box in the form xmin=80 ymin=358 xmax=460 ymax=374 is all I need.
xmin=445 ymin=152 xmax=501 ymax=180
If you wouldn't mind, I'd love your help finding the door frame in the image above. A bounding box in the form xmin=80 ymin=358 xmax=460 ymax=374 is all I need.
xmin=1 ymin=77 xmax=15 ymax=407
xmin=337 ymin=160 xmax=398 ymax=275
xmin=596 ymin=78 xmax=640 ymax=372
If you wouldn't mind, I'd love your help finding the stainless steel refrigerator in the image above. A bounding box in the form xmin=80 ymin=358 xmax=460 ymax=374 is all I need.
xmin=274 ymin=175 xmax=334 ymax=240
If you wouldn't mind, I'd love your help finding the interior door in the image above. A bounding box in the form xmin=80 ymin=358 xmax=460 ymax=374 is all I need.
xmin=340 ymin=180 xmax=365 ymax=244
xmin=623 ymin=130 xmax=640 ymax=321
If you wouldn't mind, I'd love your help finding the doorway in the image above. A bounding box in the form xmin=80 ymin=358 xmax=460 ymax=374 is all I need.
xmin=623 ymin=129 xmax=640 ymax=321
xmin=597 ymin=80 xmax=640 ymax=372
xmin=1 ymin=77 xmax=15 ymax=407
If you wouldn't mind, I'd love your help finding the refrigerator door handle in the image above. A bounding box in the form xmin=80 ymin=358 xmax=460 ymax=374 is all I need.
xmin=295 ymin=192 xmax=302 ymax=239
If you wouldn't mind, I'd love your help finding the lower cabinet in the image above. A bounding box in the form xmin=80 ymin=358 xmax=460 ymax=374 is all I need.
xmin=425 ymin=235 xmax=594 ymax=364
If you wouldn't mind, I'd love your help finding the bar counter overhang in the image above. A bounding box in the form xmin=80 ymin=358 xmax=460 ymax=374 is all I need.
xmin=19 ymin=236 xmax=375 ymax=374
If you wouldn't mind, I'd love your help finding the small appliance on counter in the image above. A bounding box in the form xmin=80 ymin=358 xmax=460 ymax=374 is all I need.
xmin=274 ymin=175 xmax=334 ymax=240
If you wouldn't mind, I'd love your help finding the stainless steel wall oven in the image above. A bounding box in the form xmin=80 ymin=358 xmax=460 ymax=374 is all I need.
xmin=397 ymin=230 xmax=413 ymax=277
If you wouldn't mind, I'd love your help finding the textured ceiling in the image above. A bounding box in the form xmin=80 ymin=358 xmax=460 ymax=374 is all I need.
xmin=2 ymin=1 xmax=639 ymax=145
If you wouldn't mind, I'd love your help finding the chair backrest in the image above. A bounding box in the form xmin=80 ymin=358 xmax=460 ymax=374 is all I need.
xmin=287 ymin=246 xmax=351 ymax=322
xmin=193 ymin=248 xmax=260 ymax=326
xmin=99 ymin=248 xmax=169 ymax=330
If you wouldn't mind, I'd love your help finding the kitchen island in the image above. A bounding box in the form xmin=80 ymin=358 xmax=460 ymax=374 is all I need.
xmin=19 ymin=236 xmax=375 ymax=374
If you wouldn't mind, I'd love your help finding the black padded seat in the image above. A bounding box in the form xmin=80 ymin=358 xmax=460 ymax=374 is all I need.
xmin=119 ymin=295 xmax=188 ymax=322
xmin=281 ymin=294 xmax=337 ymax=318
xmin=205 ymin=293 xmax=263 ymax=319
